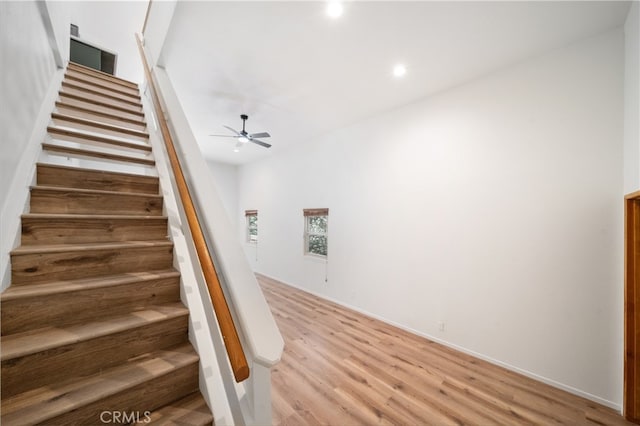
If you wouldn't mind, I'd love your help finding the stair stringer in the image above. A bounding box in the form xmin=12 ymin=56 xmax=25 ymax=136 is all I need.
xmin=140 ymin=89 xmax=238 ymax=426
xmin=0 ymin=67 xmax=65 ymax=290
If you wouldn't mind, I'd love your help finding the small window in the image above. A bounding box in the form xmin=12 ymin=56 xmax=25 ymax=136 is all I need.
xmin=245 ymin=210 xmax=258 ymax=243
xmin=303 ymin=208 xmax=328 ymax=257
xmin=70 ymin=37 xmax=116 ymax=75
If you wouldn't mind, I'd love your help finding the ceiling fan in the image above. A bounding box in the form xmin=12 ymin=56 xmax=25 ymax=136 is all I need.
xmin=210 ymin=114 xmax=271 ymax=149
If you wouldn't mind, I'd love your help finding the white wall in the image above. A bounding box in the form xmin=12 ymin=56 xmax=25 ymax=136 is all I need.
xmin=44 ymin=0 xmax=70 ymax=66
xmin=207 ymin=160 xmax=239 ymax=231
xmin=0 ymin=1 xmax=56 ymax=212
xmin=141 ymin=0 xmax=177 ymax=68
xmin=238 ymin=29 xmax=625 ymax=408
xmin=0 ymin=1 xmax=61 ymax=286
xmin=625 ymin=2 xmax=640 ymax=194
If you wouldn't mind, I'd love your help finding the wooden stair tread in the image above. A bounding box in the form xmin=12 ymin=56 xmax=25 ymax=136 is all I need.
xmin=62 ymin=81 xmax=142 ymax=107
xmin=1 ymin=302 xmax=187 ymax=360
xmin=42 ymin=143 xmax=156 ymax=166
xmin=10 ymin=241 xmax=172 ymax=285
xmin=64 ymin=72 xmax=140 ymax=98
xmin=20 ymin=213 xmax=168 ymax=245
xmin=51 ymin=112 xmax=149 ymax=139
xmin=139 ymin=392 xmax=214 ymax=425
xmin=29 ymin=184 xmax=162 ymax=199
xmin=37 ymin=162 xmax=155 ymax=178
xmin=60 ymin=87 xmax=142 ymax=115
xmin=47 ymin=125 xmax=151 ymax=151
xmin=0 ymin=343 xmax=198 ymax=425
xmin=63 ymin=74 xmax=141 ymax=100
xmin=1 ymin=270 xmax=181 ymax=336
xmin=21 ymin=212 xmax=166 ymax=220
xmin=55 ymin=100 xmax=146 ymax=127
xmin=68 ymin=61 xmax=139 ymax=89
xmin=64 ymin=67 xmax=140 ymax=94
xmin=29 ymin=184 xmax=163 ymax=217
xmin=59 ymin=91 xmax=144 ymax=116
xmin=48 ymin=123 xmax=148 ymax=146
xmin=57 ymin=95 xmax=145 ymax=124
xmin=11 ymin=239 xmax=172 ymax=256
xmin=1 ymin=269 xmax=179 ymax=301
xmin=37 ymin=162 xmax=158 ymax=190
xmin=21 ymin=212 xmax=167 ymax=223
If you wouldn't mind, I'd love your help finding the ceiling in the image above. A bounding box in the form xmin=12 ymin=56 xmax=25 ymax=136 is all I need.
xmin=158 ymin=1 xmax=630 ymax=165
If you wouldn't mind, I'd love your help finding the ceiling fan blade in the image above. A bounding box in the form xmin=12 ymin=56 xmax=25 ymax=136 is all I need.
xmin=223 ymin=125 xmax=242 ymax=136
xmin=209 ymin=134 xmax=237 ymax=137
xmin=249 ymin=138 xmax=272 ymax=148
xmin=249 ymin=132 xmax=271 ymax=139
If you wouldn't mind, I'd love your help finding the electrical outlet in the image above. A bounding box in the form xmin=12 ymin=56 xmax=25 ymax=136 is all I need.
xmin=438 ymin=321 xmax=445 ymax=332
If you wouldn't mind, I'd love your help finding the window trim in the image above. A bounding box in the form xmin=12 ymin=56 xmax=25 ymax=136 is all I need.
xmin=245 ymin=210 xmax=258 ymax=244
xmin=303 ymin=208 xmax=328 ymax=258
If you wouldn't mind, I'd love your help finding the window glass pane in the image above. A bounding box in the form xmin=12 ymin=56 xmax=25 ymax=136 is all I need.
xmin=70 ymin=39 xmax=102 ymax=72
xmin=308 ymin=216 xmax=327 ymax=234
xmin=308 ymin=235 xmax=327 ymax=256
xmin=247 ymin=215 xmax=258 ymax=242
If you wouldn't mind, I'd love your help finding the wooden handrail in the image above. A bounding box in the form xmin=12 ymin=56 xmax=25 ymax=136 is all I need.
xmin=135 ymin=34 xmax=250 ymax=382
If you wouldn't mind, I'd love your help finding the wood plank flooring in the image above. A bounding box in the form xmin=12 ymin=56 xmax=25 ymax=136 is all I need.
xmin=257 ymin=274 xmax=631 ymax=426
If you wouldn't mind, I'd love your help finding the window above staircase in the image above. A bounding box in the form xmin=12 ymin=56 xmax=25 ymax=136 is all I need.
xmin=70 ymin=36 xmax=116 ymax=76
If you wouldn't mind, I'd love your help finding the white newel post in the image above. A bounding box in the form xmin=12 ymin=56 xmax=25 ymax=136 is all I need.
xmin=243 ymin=361 xmax=273 ymax=426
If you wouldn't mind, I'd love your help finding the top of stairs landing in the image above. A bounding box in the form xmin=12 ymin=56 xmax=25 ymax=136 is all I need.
xmin=67 ymin=61 xmax=140 ymax=90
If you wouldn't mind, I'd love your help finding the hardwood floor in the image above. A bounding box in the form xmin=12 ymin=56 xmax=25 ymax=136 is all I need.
xmin=257 ymin=274 xmax=631 ymax=426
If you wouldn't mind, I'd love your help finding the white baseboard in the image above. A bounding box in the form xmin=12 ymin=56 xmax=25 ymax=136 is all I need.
xmin=256 ymin=271 xmax=622 ymax=414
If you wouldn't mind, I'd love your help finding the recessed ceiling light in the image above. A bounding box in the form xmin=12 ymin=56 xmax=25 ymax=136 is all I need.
xmin=327 ymin=2 xmax=343 ymax=19
xmin=393 ymin=64 xmax=407 ymax=78
xmin=233 ymin=148 xmax=240 ymax=153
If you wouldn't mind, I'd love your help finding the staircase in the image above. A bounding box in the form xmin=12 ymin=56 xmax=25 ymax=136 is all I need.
xmin=0 ymin=62 xmax=214 ymax=425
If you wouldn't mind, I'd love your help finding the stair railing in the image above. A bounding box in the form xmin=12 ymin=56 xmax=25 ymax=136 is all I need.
xmin=136 ymin=32 xmax=283 ymax=426
xmin=136 ymin=34 xmax=249 ymax=383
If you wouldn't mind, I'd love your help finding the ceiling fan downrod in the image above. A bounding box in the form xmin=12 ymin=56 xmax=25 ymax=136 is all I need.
xmin=240 ymin=114 xmax=248 ymax=133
